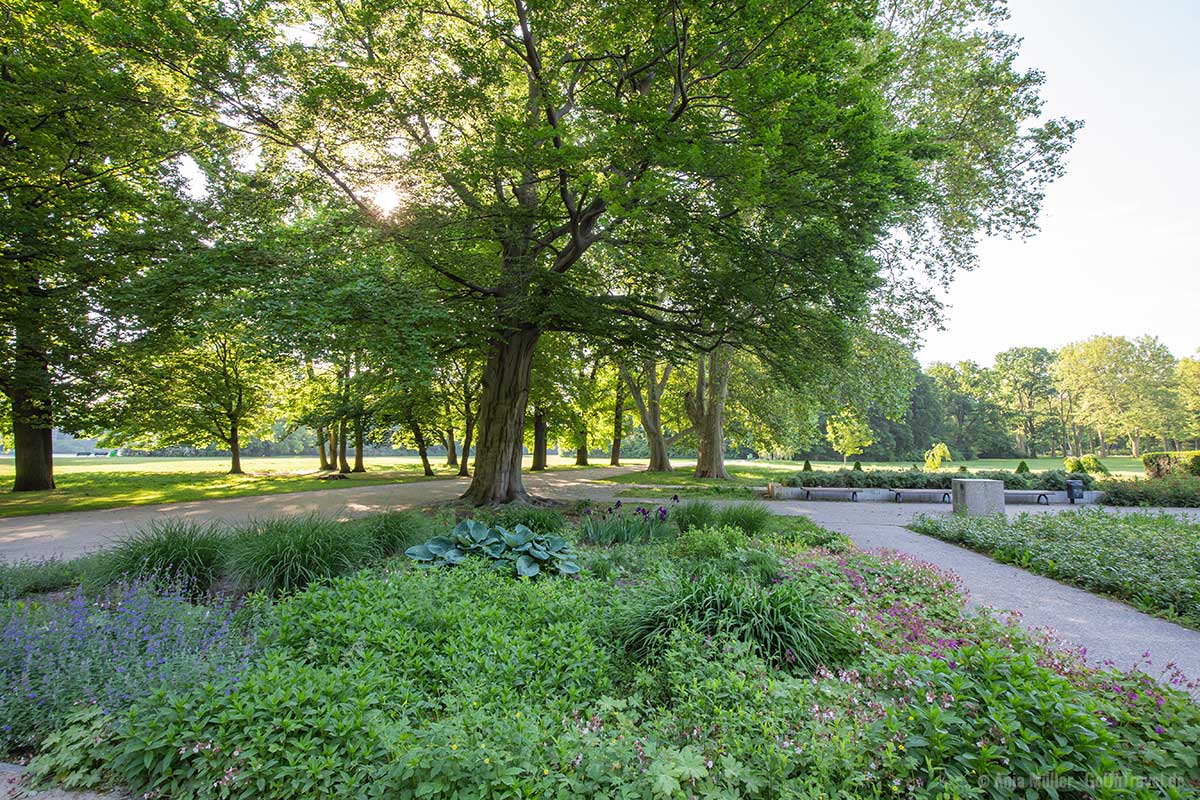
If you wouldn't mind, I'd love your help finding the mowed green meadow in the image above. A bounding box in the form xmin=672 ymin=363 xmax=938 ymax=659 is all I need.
xmin=0 ymin=454 xmax=594 ymax=518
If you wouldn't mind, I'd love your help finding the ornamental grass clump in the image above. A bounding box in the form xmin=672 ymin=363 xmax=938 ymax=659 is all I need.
xmin=614 ymin=571 xmax=857 ymax=672
xmin=227 ymin=516 xmax=373 ymax=595
xmin=88 ymin=520 xmax=228 ymax=595
xmin=715 ymin=501 xmax=773 ymax=536
xmin=671 ymin=499 xmax=716 ymax=533
xmin=473 ymin=503 xmax=567 ymax=534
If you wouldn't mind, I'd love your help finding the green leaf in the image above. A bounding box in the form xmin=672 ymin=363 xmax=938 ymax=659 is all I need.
xmin=515 ymin=555 xmax=540 ymax=578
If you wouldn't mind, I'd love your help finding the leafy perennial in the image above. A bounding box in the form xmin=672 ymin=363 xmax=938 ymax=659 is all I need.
xmin=406 ymin=520 xmax=580 ymax=578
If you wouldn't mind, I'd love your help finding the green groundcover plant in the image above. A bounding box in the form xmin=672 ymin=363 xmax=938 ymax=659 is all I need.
xmin=3 ymin=507 xmax=1194 ymax=800
xmin=911 ymin=509 xmax=1200 ymax=626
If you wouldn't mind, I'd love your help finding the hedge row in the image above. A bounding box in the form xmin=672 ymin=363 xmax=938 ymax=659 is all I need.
xmin=1142 ymin=451 xmax=1200 ymax=479
xmin=786 ymin=469 xmax=1096 ymax=491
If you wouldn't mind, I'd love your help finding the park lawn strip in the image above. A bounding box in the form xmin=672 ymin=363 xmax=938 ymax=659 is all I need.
xmin=910 ymin=510 xmax=1200 ymax=628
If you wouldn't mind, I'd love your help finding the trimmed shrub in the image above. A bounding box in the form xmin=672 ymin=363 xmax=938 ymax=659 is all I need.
xmin=852 ymin=460 xmax=863 ymax=471
xmin=1101 ymin=475 xmax=1200 ymax=508
xmin=227 ymin=516 xmax=373 ymax=595
xmin=676 ymin=525 xmax=747 ymax=560
xmin=787 ymin=467 xmax=1093 ymax=492
xmin=1079 ymin=454 xmax=1110 ymax=475
xmin=1142 ymin=450 xmax=1200 ymax=479
xmin=88 ymin=520 xmax=227 ymax=595
xmin=1064 ymin=456 xmax=1084 ymax=473
xmin=714 ymin=501 xmax=773 ymax=536
xmin=614 ymin=571 xmax=857 ymax=672
xmin=802 ymin=460 xmax=813 ymax=472
xmin=1014 ymin=460 xmax=1030 ymax=474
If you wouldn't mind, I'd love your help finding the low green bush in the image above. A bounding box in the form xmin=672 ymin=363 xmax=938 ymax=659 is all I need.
xmin=614 ymin=571 xmax=857 ymax=672
xmin=1064 ymin=455 xmax=1084 ymax=473
xmin=1080 ymin=454 xmax=1109 ymax=475
xmin=802 ymin=459 xmax=813 ymax=471
xmin=1143 ymin=450 xmax=1200 ymax=478
xmin=715 ymin=500 xmax=773 ymax=536
xmin=911 ymin=509 xmax=1200 ymax=625
xmin=675 ymin=525 xmax=746 ymax=559
xmin=1101 ymin=475 xmax=1200 ymax=508
xmin=788 ymin=467 xmax=1093 ymax=492
xmin=473 ymin=503 xmax=567 ymax=534
xmin=0 ymin=558 xmax=85 ymax=600
xmin=227 ymin=516 xmax=373 ymax=595
xmin=87 ymin=520 xmax=228 ymax=595
xmin=852 ymin=460 xmax=862 ymax=471
xmin=1015 ymin=459 xmax=1030 ymax=474
xmin=406 ymin=519 xmax=581 ymax=577
xmin=760 ymin=515 xmax=850 ymax=550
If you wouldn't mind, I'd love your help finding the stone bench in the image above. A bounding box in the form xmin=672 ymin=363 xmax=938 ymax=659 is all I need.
xmin=1004 ymin=489 xmax=1053 ymax=505
xmin=890 ymin=488 xmax=951 ymax=504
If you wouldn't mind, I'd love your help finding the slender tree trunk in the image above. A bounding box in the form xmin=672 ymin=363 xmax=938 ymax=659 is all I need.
xmin=610 ymin=379 xmax=624 ymax=466
xmin=328 ymin=427 xmax=338 ymax=467
xmin=316 ymin=425 xmax=332 ymax=470
xmin=445 ymin=427 xmax=458 ymax=467
xmin=458 ymin=403 xmax=476 ymax=478
xmin=352 ymin=416 xmax=366 ymax=472
xmin=687 ymin=346 xmax=733 ymax=480
xmin=531 ymin=409 xmax=547 ymax=471
xmin=410 ymin=422 xmax=434 ymax=476
xmin=623 ymin=361 xmax=684 ymax=473
xmin=462 ymin=327 xmax=540 ymax=504
xmin=337 ymin=420 xmax=350 ymax=473
xmin=574 ymin=425 xmax=589 ymax=466
xmin=1097 ymin=430 xmax=1107 ymax=458
xmin=228 ymin=421 xmax=243 ymax=475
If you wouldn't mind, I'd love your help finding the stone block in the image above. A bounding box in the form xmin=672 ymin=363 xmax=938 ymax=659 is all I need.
xmin=952 ymin=478 xmax=1005 ymax=516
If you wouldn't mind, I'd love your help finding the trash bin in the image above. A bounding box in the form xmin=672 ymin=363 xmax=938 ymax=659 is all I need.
xmin=1066 ymin=479 xmax=1085 ymax=505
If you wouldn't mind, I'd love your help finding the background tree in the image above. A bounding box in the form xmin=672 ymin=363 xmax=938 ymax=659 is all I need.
xmin=993 ymin=347 xmax=1056 ymax=457
xmin=825 ymin=409 xmax=874 ymax=465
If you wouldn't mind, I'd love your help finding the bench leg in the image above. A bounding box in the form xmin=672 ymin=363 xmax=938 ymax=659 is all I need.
xmin=1038 ymin=494 xmax=1049 ymax=505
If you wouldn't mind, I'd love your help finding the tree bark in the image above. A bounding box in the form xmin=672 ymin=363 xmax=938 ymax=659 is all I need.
xmin=623 ymin=361 xmax=685 ymax=473
xmin=462 ymin=327 xmax=540 ymax=504
xmin=610 ymin=379 xmax=624 ymax=466
xmin=531 ymin=409 xmax=547 ymax=471
xmin=9 ymin=322 xmax=56 ymax=491
xmin=228 ymin=421 xmax=243 ymax=475
xmin=574 ymin=425 xmax=589 ymax=466
xmin=445 ymin=427 xmax=458 ymax=467
xmin=328 ymin=427 xmax=338 ymax=468
xmin=316 ymin=424 xmax=332 ymax=471
xmin=337 ymin=420 xmax=350 ymax=473
xmin=686 ymin=346 xmax=733 ymax=480
xmin=410 ymin=422 xmax=434 ymax=476
xmin=352 ymin=416 xmax=366 ymax=472
xmin=458 ymin=402 xmax=476 ymax=478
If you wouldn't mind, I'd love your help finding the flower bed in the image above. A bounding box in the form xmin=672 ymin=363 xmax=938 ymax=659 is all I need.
xmin=7 ymin=511 xmax=1198 ymax=799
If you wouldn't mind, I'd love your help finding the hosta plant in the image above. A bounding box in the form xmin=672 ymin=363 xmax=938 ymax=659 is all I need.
xmin=406 ymin=520 xmax=580 ymax=578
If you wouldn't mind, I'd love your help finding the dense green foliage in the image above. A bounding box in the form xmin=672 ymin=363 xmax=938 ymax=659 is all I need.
xmin=1101 ymin=476 xmax=1200 ymax=508
xmin=1144 ymin=451 xmax=1200 ymax=478
xmin=787 ymin=467 xmax=1095 ymax=491
xmin=405 ymin=519 xmax=581 ymax=578
xmin=88 ymin=521 xmax=227 ymax=595
xmin=18 ymin=514 xmax=1199 ymax=799
xmin=911 ymin=510 xmax=1200 ymax=626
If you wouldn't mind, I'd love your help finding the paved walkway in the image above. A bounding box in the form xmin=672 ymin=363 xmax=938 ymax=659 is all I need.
xmin=0 ymin=468 xmax=635 ymax=561
xmin=767 ymin=500 xmax=1200 ymax=688
xmin=2 ymin=473 xmax=1197 ymax=690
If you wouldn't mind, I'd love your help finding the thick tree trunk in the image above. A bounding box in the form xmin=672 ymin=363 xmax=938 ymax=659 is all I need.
xmin=445 ymin=427 xmax=458 ymax=467
xmin=352 ymin=416 xmax=366 ymax=472
xmin=9 ymin=327 xmax=56 ymax=492
xmin=574 ymin=425 xmax=589 ymax=466
xmin=410 ymin=422 xmax=434 ymax=476
xmin=687 ymin=346 xmax=733 ymax=480
xmin=462 ymin=327 xmax=540 ymax=504
xmin=458 ymin=406 xmax=475 ymax=478
xmin=337 ymin=420 xmax=350 ymax=473
xmin=10 ymin=383 xmax=55 ymax=492
xmin=228 ymin=421 xmax=243 ymax=475
xmin=316 ymin=425 xmax=332 ymax=470
xmin=328 ymin=428 xmax=338 ymax=467
xmin=530 ymin=409 xmax=547 ymax=471
xmin=610 ymin=379 xmax=624 ymax=466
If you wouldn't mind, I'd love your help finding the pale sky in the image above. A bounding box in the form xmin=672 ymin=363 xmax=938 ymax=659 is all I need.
xmin=918 ymin=0 xmax=1200 ymax=366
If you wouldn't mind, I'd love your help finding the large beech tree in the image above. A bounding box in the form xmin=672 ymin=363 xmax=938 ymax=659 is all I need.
xmin=91 ymin=0 xmax=1077 ymax=502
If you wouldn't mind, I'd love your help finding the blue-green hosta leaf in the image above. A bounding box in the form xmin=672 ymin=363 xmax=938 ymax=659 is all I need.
xmin=425 ymin=537 xmax=455 ymax=557
xmin=527 ymin=546 xmax=549 ymax=560
xmin=483 ymin=542 xmax=507 ymax=558
xmin=515 ymin=555 xmax=540 ymax=578
xmin=544 ymin=536 xmax=569 ymax=552
xmin=405 ymin=544 xmax=434 ymax=562
xmin=555 ymin=560 xmax=581 ymax=575
xmin=443 ymin=547 xmax=466 ymax=565
xmin=466 ymin=519 xmax=491 ymax=542
xmin=500 ymin=527 xmax=529 ymax=548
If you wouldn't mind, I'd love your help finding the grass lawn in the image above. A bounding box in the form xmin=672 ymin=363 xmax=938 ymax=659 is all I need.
xmin=0 ymin=455 xmax=596 ymax=518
